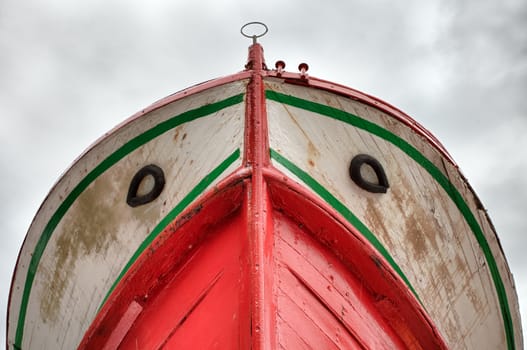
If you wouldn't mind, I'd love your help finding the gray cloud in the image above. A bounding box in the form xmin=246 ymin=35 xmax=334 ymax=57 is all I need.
xmin=1 ymin=0 xmax=525 ymax=346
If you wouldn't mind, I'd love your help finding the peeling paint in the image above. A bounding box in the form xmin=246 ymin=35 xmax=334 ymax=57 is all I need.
xmin=9 ymin=80 xmax=247 ymax=350
xmin=40 ymin=172 xmax=122 ymax=323
xmin=266 ymin=81 xmax=521 ymax=349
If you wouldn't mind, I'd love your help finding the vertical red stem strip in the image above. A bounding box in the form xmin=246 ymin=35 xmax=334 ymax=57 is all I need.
xmin=243 ymin=43 xmax=274 ymax=349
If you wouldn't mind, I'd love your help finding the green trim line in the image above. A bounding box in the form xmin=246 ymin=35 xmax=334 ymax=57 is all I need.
xmin=99 ymin=148 xmax=240 ymax=309
xmin=270 ymin=149 xmax=419 ymax=299
xmin=14 ymin=93 xmax=244 ymax=349
xmin=266 ymin=90 xmax=515 ymax=350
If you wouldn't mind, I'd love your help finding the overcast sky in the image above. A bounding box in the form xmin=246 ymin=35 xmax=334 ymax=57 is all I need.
xmin=1 ymin=0 xmax=526 ymax=346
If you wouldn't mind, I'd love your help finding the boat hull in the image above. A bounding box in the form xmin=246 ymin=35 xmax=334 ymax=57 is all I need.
xmin=79 ymin=171 xmax=445 ymax=349
xmin=7 ymin=43 xmax=522 ymax=349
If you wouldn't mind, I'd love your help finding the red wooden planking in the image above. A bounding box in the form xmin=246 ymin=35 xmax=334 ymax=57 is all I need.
xmin=265 ymin=171 xmax=448 ymax=349
xmin=77 ymin=41 xmax=449 ymax=350
xmin=274 ymin=209 xmax=404 ymax=349
xmin=277 ymin=290 xmax=356 ymax=349
xmin=117 ymin=203 xmax=246 ymax=349
xmin=77 ymin=178 xmax=249 ymax=350
xmin=276 ymin=314 xmax=313 ymax=350
xmin=78 ymin=154 xmax=448 ymax=349
xmin=101 ymin=301 xmax=143 ymax=350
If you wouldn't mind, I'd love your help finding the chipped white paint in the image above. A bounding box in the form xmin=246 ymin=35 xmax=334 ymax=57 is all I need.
xmin=266 ymin=78 xmax=522 ymax=349
xmin=9 ymin=69 xmax=522 ymax=350
xmin=8 ymin=80 xmax=247 ymax=350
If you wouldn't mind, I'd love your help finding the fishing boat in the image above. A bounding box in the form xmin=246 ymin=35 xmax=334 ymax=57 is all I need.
xmin=7 ymin=23 xmax=523 ymax=349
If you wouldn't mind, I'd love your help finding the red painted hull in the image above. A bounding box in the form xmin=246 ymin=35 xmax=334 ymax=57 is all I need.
xmin=8 ymin=30 xmax=523 ymax=349
xmin=78 ymin=169 xmax=446 ymax=349
xmin=75 ymin=43 xmax=448 ymax=350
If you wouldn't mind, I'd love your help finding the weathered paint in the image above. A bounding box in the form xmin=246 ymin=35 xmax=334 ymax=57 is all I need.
xmin=8 ymin=80 xmax=246 ymax=350
xmin=78 ymin=164 xmax=448 ymax=349
xmin=77 ymin=44 xmax=448 ymax=349
xmin=243 ymin=43 xmax=275 ymax=350
xmin=7 ymin=40 xmax=522 ymax=350
xmin=265 ymin=78 xmax=522 ymax=349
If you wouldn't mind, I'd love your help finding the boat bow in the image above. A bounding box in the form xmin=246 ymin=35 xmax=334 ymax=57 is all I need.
xmin=7 ymin=29 xmax=522 ymax=350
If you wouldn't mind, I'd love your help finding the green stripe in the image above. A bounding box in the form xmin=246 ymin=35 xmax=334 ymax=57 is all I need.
xmin=270 ymin=149 xmax=419 ymax=299
xmin=266 ymin=90 xmax=515 ymax=349
xmin=99 ymin=148 xmax=240 ymax=309
xmin=15 ymin=93 xmax=244 ymax=349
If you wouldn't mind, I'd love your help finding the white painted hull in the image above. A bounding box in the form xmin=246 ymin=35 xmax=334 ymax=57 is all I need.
xmin=7 ymin=43 xmax=522 ymax=349
xmin=8 ymin=80 xmax=247 ymax=350
xmin=265 ymin=78 xmax=521 ymax=348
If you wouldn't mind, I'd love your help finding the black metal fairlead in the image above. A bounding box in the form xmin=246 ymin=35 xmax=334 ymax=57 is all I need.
xmin=349 ymin=154 xmax=389 ymax=193
xmin=127 ymin=165 xmax=165 ymax=207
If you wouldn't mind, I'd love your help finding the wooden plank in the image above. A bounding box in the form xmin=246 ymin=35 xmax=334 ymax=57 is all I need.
xmin=265 ymin=79 xmax=520 ymax=348
xmin=8 ymin=80 xmax=246 ymax=350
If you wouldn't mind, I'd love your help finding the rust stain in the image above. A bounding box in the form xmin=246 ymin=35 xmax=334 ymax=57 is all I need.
xmin=388 ymin=184 xmax=408 ymax=220
xmin=282 ymin=104 xmax=320 ymax=166
xmin=454 ymin=254 xmax=484 ymax=312
xmin=454 ymin=255 xmax=468 ymax=280
xmin=306 ymin=141 xmax=319 ymax=168
xmin=39 ymin=168 xmax=125 ymax=323
xmin=364 ymin=197 xmax=395 ymax=249
xmin=404 ymin=214 xmax=428 ymax=261
xmin=391 ymin=174 xmax=441 ymax=261
xmin=173 ymin=126 xmax=187 ymax=146
xmin=173 ymin=126 xmax=181 ymax=142
xmin=436 ymin=262 xmax=456 ymax=299
xmin=402 ymin=195 xmax=443 ymax=263
xmin=466 ymin=285 xmax=484 ymax=314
